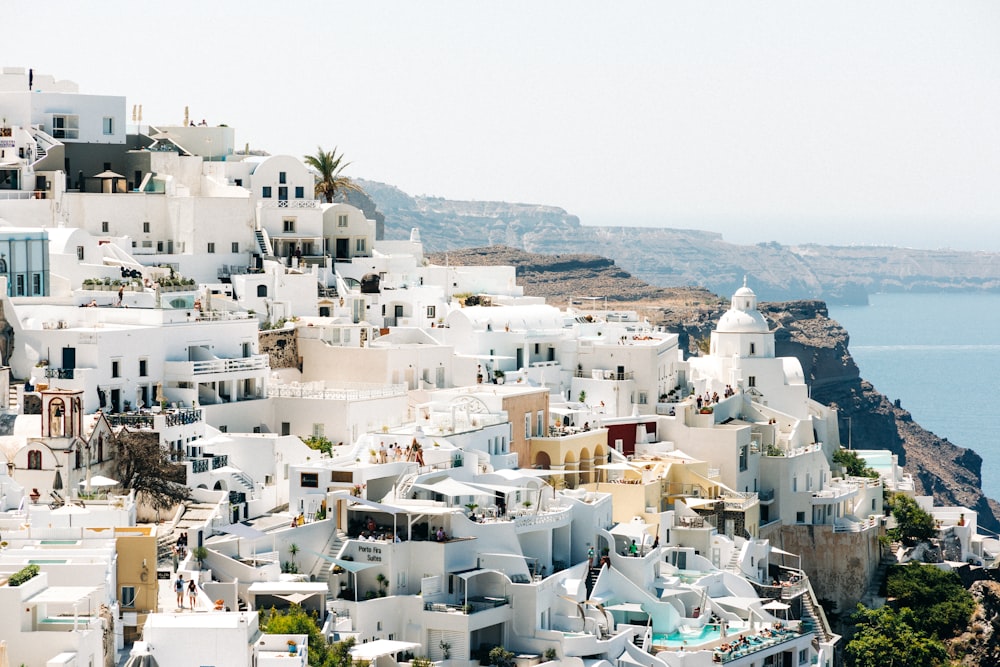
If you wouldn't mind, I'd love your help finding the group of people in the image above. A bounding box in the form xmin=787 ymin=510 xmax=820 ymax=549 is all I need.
xmin=431 ymin=525 xmax=449 ymax=542
xmin=173 ymin=573 xmax=199 ymax=610
xmin=375 ymin=440 xmax=425 ymax=466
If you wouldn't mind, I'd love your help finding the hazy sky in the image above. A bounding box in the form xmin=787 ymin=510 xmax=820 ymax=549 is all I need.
xmin=9 ymin=1 xmax=1000 ymax=249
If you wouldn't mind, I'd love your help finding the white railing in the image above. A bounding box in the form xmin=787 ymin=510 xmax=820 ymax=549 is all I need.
xmin=263 ymin=200 xmax=320 ymax=209
xmin=165 ymin=354 xmax=268 ymax=376
xmin=268 ymin=381 xmax=407 ymax=400
xmin=0 ymin=190 xmax=47 ymax=200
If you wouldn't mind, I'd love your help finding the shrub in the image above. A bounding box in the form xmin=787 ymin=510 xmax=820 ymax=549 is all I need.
xmin=8 ymin=564 xmax=40 ymax=586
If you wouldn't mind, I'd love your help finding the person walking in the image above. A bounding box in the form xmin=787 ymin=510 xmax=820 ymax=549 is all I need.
xmin=187 ymin=578 xmax=198 ymax=610
xmin=174 ymin=574 xmax=185 ymax=609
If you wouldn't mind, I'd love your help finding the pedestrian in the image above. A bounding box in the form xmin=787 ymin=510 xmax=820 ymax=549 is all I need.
xmin=174 ymin=573 xmax=185 ymax=609
xmin=628 ymin=539 xmax=638 ymax=557
xmin=187 ymin=578 xmax=198 ymax=610
xmin=588 ymin=545 xmax=596 ymax=567
xmin=171 ymin=544 xmax=179 ymax=573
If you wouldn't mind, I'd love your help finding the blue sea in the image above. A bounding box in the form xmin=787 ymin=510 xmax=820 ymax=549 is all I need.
xmin=827 ymin=293 xmax=1000 ymax=501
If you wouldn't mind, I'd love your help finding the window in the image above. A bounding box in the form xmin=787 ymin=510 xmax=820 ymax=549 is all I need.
xmin=27 ymin=450 xmax=42 ymax=470
xmin=796 ymin=511 xmax=806 ymax=524
xmin=799 ymin=649 xmax=808 ymax=665
xmin=102 ymin=221 xmax=109 ymax=233
xmin=262 ymin=186 xmax=272 ymax=198
xmin=77 ymin=246 xmax=85 ymax=260
xmin=355 ymin=238 xmax=366 ymax=252
xmin=426 ymin=305 xmax=436 ymax=318
xmin=278 ymin=186 xmax=288 ymax=200
xmin=281 ymin=422 xmax=291 ymax=436
xmin=141 ymin=240 xmax=152 ymax=248
xmin=525 ymin=414 xmax=531 ymax=439
xmin=257 ymin=285 xmax=268 ymax=297
xmin=15 ymin=275 xmax=23 ymax=296
xmin=232 ymin=242 xmax=239 ymax=253
xmin=300 ymin=473 xmax=319 ymax=488
xmin=143 ymin=222 xmax=150 ymax=233
xmin=283 ymin=219 xmax=295 ymax=233
xmin=295 ymin=186 xmax=304 ymax=198
xmin=749 ymin=342 xmax=756 ymax=355
xmin=120 ymin=585 xmax=136 ymax=607
xmin=739 ymin=445 xmax=749 ymax=471
xmin=157 ymin=241 xmax=164 ymax=252
xmin=103 ymin=117 xmax=114 ymax=135
xmin=139 ymin=359 xmax=148 ymax=377
xmin=312 ymin=423 xmax=325 ymax=438
xmin=536 ymin=410 xmax=544 ymax=437
xmin=338 ymin=214 xmax=348 ymax=227
xmin=279 ymin=171 xmax=287 ymax=184
xmin=207 ymin=242 xmax=215 ymax=254
xmin=638 ymin=391 xmax=648 ymax=405
xmin=112 ymin=359 xmax=121 ymax=378
xmin=32 ymin=274 xmax=40 ymax=295
xmin=747 ymin=376 xmax=756 ymax=388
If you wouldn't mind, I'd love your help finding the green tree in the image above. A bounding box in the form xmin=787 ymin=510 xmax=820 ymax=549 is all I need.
xmin=886 ymin=563 xmax=975 ymax=638
xmin=833 ymin=448 xmax=879 ymax=479
xmin=845 ymin=605 xmax=948 ymax=667
xmin=886 ymin=494 xmax=937 ymax=545
xmin=260 ymin=604 xmax=330 ymax=667
xmin=324 ymin=636 xmax=358 ymax=667
xmin=303 ymin=146 xmax=363 ymax=203
xmin=303 ymin=435 xmax=333 ymax=455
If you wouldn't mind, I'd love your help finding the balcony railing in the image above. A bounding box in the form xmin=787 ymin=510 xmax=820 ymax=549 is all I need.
xmin=192 ymin=459 xmax=209 ymax=474
xmin=263 ymin=199 xmax=319 ymax=209
xmin=165 ymin=409 xmax=203 ymax=427
xmin=212 ymin=455 xmax=229 ymax=469
xmin=165 ymin=354 xmax=268 ymax=376
xmin=44 ymin=368 xmax=75 ymax=379
xmin=423 ymin=597 xmax=509 ymax=614
xmin=107 ymin=413 xmax=155 ymax=429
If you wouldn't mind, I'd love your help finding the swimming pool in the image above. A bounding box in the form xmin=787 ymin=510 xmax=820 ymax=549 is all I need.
xmin=652 ymin=625 xmax=722 ymax=648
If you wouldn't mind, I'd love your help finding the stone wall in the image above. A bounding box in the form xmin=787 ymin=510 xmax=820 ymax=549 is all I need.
xmin=764 ymin=522 xmax=883 ymax=618
xmin=259 ymin=329 xmax=299 ymax=370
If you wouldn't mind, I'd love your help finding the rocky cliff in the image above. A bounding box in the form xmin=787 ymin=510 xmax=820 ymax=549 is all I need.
xmin=429 ymin=245 xmax=1000 ymax=533
xmin=365 ymin=179 xmax=1000 ymax=303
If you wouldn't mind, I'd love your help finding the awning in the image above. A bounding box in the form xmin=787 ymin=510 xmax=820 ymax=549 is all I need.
xmin=713 ymin=596 xmax=759 ymax=609
xmin=331 ymin=492 xmax=409 ymax=515
xmin=306 ymin=552 xmax=378 ymax=573
xmin=350 ymin=640 xmax=421 ymax=661
xmin=413 ymin=478 xmax=494 ymax=498
xmin=761 ymin=600 xmax=790 ymax=610
xmin=454 ymin=568 xmax=509 ymax=583
xmin=604 ymin=602 xmax=645 ymax=613
xmin=467 ymin=481 xmax=523 ymax=495
xmin=596 ymin=463 xmax=641 ymax=471
xmin=216 ymin=523 xmax=266 ymax=540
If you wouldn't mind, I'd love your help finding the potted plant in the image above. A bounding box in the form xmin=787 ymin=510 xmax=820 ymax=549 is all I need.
xmin=192 ymin=545 xmax=208 ymax=570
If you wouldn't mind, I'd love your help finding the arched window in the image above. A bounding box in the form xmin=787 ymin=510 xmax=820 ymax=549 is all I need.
xmin=27 ymin=450 xmax=42 ymax=470
xmin=75 ymin=446 xmax=82 ymax=469
xmin=257 ymin=285 xmax=268 ymax=298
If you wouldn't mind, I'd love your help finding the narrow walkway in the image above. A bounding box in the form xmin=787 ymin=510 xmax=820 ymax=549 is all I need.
xmin=156 ymin=572 xmax=212 ymax=613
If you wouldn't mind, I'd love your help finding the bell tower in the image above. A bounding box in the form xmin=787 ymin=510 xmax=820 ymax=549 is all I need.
xmin=41 ymin=388 xmax=84 ymax=438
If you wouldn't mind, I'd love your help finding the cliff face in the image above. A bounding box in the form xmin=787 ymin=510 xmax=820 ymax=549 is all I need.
xmin=363 ymin=178 xmax=1000 ymax=303
xmin=429 ymin=244 xmax=1000 ymax=532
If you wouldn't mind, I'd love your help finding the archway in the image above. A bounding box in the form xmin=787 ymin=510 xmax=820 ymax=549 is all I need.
xmin=579 ymin=447 xmax=593 ymax=485
xmin=563 ymin=451 xmax=579 ymax=489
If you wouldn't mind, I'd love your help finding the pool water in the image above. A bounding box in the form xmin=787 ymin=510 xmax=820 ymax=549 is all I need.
xmin=652 ymin=625 xmax=721 ymax=647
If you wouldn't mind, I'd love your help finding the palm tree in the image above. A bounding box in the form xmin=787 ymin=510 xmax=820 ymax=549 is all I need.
xmin=303 ymin=146 xmax=364 ymax=203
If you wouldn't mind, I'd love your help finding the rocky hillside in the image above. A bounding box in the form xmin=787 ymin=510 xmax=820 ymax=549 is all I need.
xmin=434 ymin=245 xmax=1000 ymax=533
xmin=361 ymin=179 xmax=1000 ymax=304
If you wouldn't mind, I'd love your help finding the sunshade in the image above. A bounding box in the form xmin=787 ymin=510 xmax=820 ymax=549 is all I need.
xmin=413 ymin=478 xmax=493 ymax=497
xmin=604 ymin=602 xmax=646 ymax=613
xmin=80 ymin=475 xmax=118 ymax=487
xmin=761 ymin=600 xmax=790 ymax=610
xmin=350 ymin=640 xmax=421 ymax=661
xmin=94 ymin=170 xmax=125 ymax=179
xmin=216 ymin=523 xmax=266 ymax=540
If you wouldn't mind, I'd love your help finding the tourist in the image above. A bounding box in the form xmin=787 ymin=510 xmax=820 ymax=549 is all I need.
xmin=628 ymin=539 xmax=638 ymax=557
xmin=174 ymin=573 xmax=185 ymax=609
xmin=187 ymin=578 xmax=197 ymax=610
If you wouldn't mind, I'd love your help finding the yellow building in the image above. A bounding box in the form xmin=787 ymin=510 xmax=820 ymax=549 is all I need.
xmin=530 ymin=428 xmax=608 ymax=488
xmin=114 ymin=526 xmax=158 ymax=642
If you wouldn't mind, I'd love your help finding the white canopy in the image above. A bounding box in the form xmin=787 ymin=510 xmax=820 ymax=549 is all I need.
xmin=413 ymin=478 xmax=494 ymax=498
xmin=80 ymin=475 xmax=118 ymax=487
xmin=350 ymin=640 xmax=421 ymax=661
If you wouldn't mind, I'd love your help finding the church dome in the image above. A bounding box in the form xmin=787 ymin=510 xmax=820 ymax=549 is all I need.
xmin=716 ymin=279 xmax=769 ymax=333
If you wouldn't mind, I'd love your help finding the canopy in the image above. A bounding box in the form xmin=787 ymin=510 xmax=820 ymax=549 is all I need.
xmin=332 ymin=492 xmax=408 ymax=515
xmin=216 ymin=523 xmax=266 ymax=540
xmin=274 ymin=592 xmax=320 ymax=605
xmin=467 ymin=481 xmax=522 ymax=494
xmin=713 ymin=596 xmax=760 ymax=609
xmin=413 ymin=478 xmax=493 ymax=498
xmin=80 ymin=475 xmax=118 ymax=487
xmin=596 ymin=463 xmax=640 ymax=471
xmin=604 ymin=602 xmax=645 ymax=613
xmin=350 ymin=640 xmax=421 ymax=661
xmin=761 ymin=600 xmax=790 ymax=610
xmin=94 ymin=170 xmax=125 ymax=179
xmin=306 ymin=552 xmax=378 ymax=573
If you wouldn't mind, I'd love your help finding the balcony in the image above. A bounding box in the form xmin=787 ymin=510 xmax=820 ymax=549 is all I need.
xmin=574 ymin=369 xmax=634 ymax=380
xmin=423 ymin=596 xmax=509 ymax=614
xmin=262 ymin=199 xmax=319 ymax=209
xmin=106 ymin=408 xmax=202 ymax=431
xmin=164 ymin=354 xmax=268 ymax=376
xmin=43 ymin=368 xmax=74 ymax=380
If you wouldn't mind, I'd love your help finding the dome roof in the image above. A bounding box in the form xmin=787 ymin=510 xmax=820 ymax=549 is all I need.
xmin=717 ymin=279 xmax=768 ymax=333
xmin=716 ymin=308 xmax=769 ymax=333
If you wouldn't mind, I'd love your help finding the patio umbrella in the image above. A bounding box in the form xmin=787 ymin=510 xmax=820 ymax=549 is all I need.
xmin=0 ymin=639 xmax=9 ymax=667
xmin=81 ymin=475 xmax=118 ymax=487
xmin=52 ymin=467 xmax=63 ymax=491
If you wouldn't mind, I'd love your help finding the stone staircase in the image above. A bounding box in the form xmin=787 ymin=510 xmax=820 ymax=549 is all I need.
xmin=859 ymin=542 xmax=900 ymax=608
xmin=314 ymin=529 xmax=347 ymax=586
xmin=157 ymin=501 xmax=220 ymax=564
xmin=586 ymin=565 xmax=602 ymax=597
xmin=801 ymin=584 xmax=835 ymax=644
xmin=254 ymin=229 xmax=274 ymax=257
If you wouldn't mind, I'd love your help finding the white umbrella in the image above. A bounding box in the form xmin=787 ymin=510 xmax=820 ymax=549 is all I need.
xmin=761 ymin=600 xmax=790 ymax=610
xmin=80 ymin=475 xmax=118 ymax=487
xmin=0 ymin=639 xmax=9 ymax=667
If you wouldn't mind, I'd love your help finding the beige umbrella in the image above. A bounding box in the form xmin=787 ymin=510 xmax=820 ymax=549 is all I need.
xmin=0 ymin=639 xmax=9 ymax=667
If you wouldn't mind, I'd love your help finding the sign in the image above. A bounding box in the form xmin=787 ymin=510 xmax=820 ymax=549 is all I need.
xmin=0 ymin=140 xmax=15 ymax=148
xmin=356 ymin=544 xmax=382 ymax=562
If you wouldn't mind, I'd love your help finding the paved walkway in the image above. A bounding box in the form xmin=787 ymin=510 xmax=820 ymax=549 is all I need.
xmin=156 ymin=571 xmax=212 ymax=613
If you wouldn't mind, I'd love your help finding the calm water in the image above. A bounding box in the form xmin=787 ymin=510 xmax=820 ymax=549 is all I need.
xmin=828 ymin=293 xmax=1000 ymax=501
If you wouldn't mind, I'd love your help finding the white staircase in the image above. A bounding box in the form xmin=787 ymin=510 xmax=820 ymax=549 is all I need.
xmin=314 ymin=529 xmax=347 ymax=585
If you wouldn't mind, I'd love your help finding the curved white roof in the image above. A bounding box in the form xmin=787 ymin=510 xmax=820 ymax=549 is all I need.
xmin=452 ymin=304 xmax=564 ymax=331
xmin=717 ymin=282 xmax=769 ymax=333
